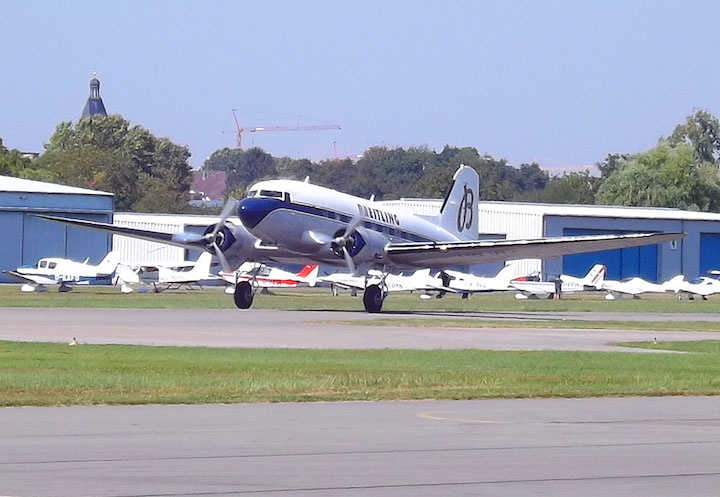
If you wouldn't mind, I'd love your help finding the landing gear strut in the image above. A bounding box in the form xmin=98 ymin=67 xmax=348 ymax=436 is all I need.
xmin=363 ymin=283 xmax=386 ymax=313
xmin=233 ymin=281 xmax=254 ymax=309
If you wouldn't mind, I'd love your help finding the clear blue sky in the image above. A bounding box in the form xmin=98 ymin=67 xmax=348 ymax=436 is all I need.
xmin=2 ymin=0 xmax=719 ymax=171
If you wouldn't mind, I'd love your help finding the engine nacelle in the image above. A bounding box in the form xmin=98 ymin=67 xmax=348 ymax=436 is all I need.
xmin=331 ymin=227 xmax=388 ymax=268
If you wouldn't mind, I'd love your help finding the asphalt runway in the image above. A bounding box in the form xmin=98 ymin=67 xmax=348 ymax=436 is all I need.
xmin=0 ymin=307 xmax=717 ymax=351
xmin=2 ymin=397 xmax=719 ymax=496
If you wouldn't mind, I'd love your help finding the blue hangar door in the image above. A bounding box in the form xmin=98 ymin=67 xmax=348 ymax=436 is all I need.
xmin=699 ymin=233 xmax=720 ymax=275
xmin=562 ymin=228 xmax=658 ymax=282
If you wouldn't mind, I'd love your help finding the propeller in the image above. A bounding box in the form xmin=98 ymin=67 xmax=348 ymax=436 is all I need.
xmin=330 ymin=213 xmax=364 ymax=275
xmin=194 ymin=198 xmax=238 ymax=273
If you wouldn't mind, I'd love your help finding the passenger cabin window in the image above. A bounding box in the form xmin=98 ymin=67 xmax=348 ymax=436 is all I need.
xmin=259 ymin=190 xmax=284 ymax=199
xmin=247 ymin=190 xmax=258 ymax=198
xmin=48 ymin=262 xmax=57 ymax=269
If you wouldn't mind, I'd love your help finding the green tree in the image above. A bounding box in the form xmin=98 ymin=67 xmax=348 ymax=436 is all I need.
xmin=596 ymin=143 xmax=720 ymax=210
xmin=41 ymin=115 xmax=192 ymax=211
xmin=667 ymin=109 xmax=720 ymax=165
xmin=0 ymin=138 xmax=48 ymax=180
xmin=525 ymin=171 xmax=601 ymax=204
xmin=204 ymin=147 xmax=276 ymax=193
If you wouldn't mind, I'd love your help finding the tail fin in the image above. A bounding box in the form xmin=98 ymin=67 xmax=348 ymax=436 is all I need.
xmin=662 ymin=274 xmax=685 ymax=292
xmin=96 ymin=251 xmax=121 ymax=275
xmin=187 ymin=252 xmax=213 ymax=280
xmin=297 ymin=265 xmax=319 ymax=287
xmin=582 ymin=264 xmax=606 ymax=288
xmin=296 ymin=264 xmax=318 ymax=278
xmin=494 ymin=264 xmax=520 ymax=284
xmin=438 ymin=165 xmax=479 ymax=240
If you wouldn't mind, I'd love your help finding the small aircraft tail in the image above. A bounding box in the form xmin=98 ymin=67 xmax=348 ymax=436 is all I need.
xmin=438 ymin=165 xmax=479 ymax=241
xmin=580 ymin=264 xmax=606 ymax=288
xmin=187 ymin=252 xmax=214 ymax=281
xmin=96 ymin=251 xmax=121 ymax=275
xmin=493 ymin=264 xmax=520 ymax=284
xmin=297 ymin=264 xmax=319 ymax=287
xmin=662 ymin=274 xmax=685 ymax=292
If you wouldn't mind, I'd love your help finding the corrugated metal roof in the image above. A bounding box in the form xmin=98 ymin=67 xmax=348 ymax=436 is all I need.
xmin=478 ymin=201 xmax=720 ymax=221
xmin=0 ymin=176 xmax=112 ymax=196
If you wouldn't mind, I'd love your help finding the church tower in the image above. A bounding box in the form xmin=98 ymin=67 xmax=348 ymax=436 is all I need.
xmin=81 ymin=73 xmax=108 ymax=118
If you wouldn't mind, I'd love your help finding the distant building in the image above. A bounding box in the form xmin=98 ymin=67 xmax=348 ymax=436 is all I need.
xmin=81 ymin=74 xmax=107 ymax=118
xmin=190 ymin=170 xmax=228 ymax=202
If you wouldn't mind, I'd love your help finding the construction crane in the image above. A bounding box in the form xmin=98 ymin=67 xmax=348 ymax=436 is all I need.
xmin=231 ymin=109 xmax=341 ymax=149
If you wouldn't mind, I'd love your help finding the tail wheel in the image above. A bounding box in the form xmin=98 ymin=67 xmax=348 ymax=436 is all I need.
xmin=234 ymin=281 xmax=254 ymax=309
xmin=363 ymin=284 xmax=385 ymax=313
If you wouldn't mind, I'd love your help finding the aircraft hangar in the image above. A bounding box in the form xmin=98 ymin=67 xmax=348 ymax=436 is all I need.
xmin=0 ymin=176 xmax=113 ymax=283
xmin=382 ymin=199 xmax=720 ymax=282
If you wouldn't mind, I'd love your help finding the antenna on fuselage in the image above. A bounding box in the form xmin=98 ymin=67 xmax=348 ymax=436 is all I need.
xmin=369 ymin=194 xmax=375 ymax=201
xmin=304 ymin=176 xmax=310 ymax=183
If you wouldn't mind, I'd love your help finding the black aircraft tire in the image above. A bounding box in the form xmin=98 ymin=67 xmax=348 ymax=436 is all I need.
xmin=363 ymin=284 xmax=384 ymax=313
xmin=234 ymin=281 xmax=254 ymax=309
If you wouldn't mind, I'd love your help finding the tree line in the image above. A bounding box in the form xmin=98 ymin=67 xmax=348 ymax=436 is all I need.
xmin=2 ymin=110 xmax=720 ymax=212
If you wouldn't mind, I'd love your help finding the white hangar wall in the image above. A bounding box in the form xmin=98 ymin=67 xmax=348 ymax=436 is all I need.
xmin=385 ymin=199 xmax=720 ymax=281
xmin=113 ymin=213 xmax=220 ymax=266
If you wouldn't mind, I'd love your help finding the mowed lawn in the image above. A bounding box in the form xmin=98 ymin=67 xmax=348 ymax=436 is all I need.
xmin=2 ymin=340 xmax=720 ymax=407
xmin=3 ymin=284 xmax=720 ymax=313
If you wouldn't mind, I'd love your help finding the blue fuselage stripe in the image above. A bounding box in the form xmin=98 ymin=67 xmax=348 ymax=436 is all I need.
xmin=245 ymin=198 xmax=433 ymax=243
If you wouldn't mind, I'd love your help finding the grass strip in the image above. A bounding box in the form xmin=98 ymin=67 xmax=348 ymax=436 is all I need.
xmin=2 ymin=340 xmax=720 ymax=407
xmin=325 ymin=318 xmax=720 ymax=332
xmin=3 ymin=285 xmax=720 ymax=313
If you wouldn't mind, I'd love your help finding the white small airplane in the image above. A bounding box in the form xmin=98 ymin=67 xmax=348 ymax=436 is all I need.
xmin=37 ymin=165 xmax=684 ymax=312
xmin=511 ymin=264 xmax=606 ymax=299
xmin=4 ymin=251 xmax=121 ymax=292
xmin=116 ymin=252 xmax=216 ymax=292
xmin=435 ymin=264 xmax=520 ymax=297
xmin=665 ymin=275 xmax=720 ymax=300
xmin=218 ymin=263 xmax=319 ymax=294
xmin=601 ymin=274 xmax=683 ymax=300
xmin=318 ymin=268 xmax=444 ymax=298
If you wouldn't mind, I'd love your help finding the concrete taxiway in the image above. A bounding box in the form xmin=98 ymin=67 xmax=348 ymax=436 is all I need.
xmin=0 ymin=307 xmax=717 ymax=351
xmin=2 ymin=396 xmax=719 ymax=496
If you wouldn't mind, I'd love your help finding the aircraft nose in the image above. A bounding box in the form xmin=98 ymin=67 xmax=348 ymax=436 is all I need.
xmin=237 ymin=198 xmax=283 ymax=229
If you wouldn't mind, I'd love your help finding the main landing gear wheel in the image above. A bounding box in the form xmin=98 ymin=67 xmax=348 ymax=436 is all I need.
xmin=363 ymin=284 xmax=385 ymax=313
xmin=233 ymin=281 xmax=254 ymax=309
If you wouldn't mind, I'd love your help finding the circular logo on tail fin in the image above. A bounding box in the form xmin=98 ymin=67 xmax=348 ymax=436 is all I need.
xmin=457 ymin=184 xmax=474 ymax=232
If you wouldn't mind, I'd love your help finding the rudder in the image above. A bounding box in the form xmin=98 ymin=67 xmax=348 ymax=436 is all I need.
xmin=439 ymin=165 xmax=479 ymax=241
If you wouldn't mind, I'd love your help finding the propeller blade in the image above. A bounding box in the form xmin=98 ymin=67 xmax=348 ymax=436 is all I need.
xmin=212 ymin=241 xmax=231 ymax=273
xmin=343 ymin=212 xmax=363 ymax=238
xmin=212 ymin=198 xmax=238 ymax=237
xmin=171 ymin=232 xmax=207 ymax=245
xmin=308 ymin=230 xmax=331 ymax=245
xmin=342 ymin=246 xmax=357 ymax=276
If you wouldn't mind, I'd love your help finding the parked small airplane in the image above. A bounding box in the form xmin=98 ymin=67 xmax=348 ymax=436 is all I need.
xmin=37 ymin=165 xmax=684 ymax=312
xmin=601 ymin=274 xmax=683 ymax=300
xmin=318 ymin=268 xmax=443 ymax=298
xmin=665 ymin=275 xmax=720 ymax=300
xmin=116 ymin=252 xmax=216 ymax=292
xmin=218 ymin=263 xmax=318 ymax=294
xmin=511 ymin=264 xmax=606 ymax=299
xmin=4 ymin=251 xmax=121 ymax=292
xmin=435 ymin=264 xmax=520 ymax=297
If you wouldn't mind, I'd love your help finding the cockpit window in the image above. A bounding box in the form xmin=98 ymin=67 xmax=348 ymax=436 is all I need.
xmin=259 ymin=190 xmax=284 ymax=199
xmin=247 ymin=190 xmax=258 ymax=198
xmin=39 ymin=261 xmax=47 ymax=269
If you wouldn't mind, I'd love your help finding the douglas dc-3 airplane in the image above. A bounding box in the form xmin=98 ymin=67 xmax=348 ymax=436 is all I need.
xmin=37 ymin=165 xmax=684 ymax=312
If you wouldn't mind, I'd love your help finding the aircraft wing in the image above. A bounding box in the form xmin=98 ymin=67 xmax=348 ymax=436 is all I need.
xmin=34 ymin=214 xmax=199 ymax=249
xmin=2 ymin=270 xmax=42 ymax=284
xmin=385 ymin=232 xmax=684 ymax=268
